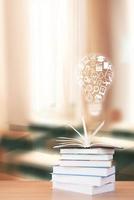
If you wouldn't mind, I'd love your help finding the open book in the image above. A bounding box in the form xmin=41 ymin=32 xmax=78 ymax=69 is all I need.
xmin=54 ymin=118 xmax=122 ymax=149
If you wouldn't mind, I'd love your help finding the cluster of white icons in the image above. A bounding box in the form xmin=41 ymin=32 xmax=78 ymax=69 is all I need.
xmin=79 ymin=54 xmax=113 ymax=104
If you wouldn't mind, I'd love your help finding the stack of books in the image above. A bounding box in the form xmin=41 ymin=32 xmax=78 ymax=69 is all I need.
xmin=52 ymin=148 xmax=115 ymax=195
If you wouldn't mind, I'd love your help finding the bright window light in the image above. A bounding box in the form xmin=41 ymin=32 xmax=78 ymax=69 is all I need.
xmin=29 ymin=0 xmax=80 ymax=126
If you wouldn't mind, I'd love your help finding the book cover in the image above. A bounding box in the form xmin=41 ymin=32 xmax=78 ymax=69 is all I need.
xmin=59 ymin=159 xmax=113 ymax=167
xmin=52 ymin=173 xmax=115 ymax=186
xmin=60 ymin=148 xmax=115 ymax=155
xmin=53 ymin=182 xmax=115 ymax=195
xmin=60 ymin=154 xmax=113 ymax=161
xmin=53 ymin=165 xmax=115 ymax=176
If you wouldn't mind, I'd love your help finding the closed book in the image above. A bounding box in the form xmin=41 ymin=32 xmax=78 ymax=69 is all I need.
xmin=60 ymin=148 xmax=115 ymax=155
xmin=52 ymin=173 xmax=115 ymax=186
xmin=52 ymin=182 xmax=115 ymax=195
xmin=53 ymin=165 xmax=115 ymax=177
xmin=60 ymin=154 xmax=113 ymax=161
xmin=59 ymin=160 xmax=112 ymax=167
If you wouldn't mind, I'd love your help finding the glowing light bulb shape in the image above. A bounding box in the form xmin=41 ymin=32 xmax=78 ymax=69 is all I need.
xmin=79 ymin=54 xmax=113 ymax=116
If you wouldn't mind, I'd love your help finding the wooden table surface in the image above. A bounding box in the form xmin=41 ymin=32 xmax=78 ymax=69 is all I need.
xmin=0 ymin=181 xmax=133 ymax=200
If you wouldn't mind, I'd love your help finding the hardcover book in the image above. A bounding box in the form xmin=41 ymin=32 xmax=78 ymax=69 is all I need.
xmin=53 ymin=182 xmax=115 ymax=195
xmin=53 ymin=165 xmax=115 ymax=176
xmin=52 ymin=173 xmax=115 ymax=186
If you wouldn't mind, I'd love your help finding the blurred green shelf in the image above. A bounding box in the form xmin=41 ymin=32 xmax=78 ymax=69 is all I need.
xmin=0 ymin=126 xmax=134 ymax=180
